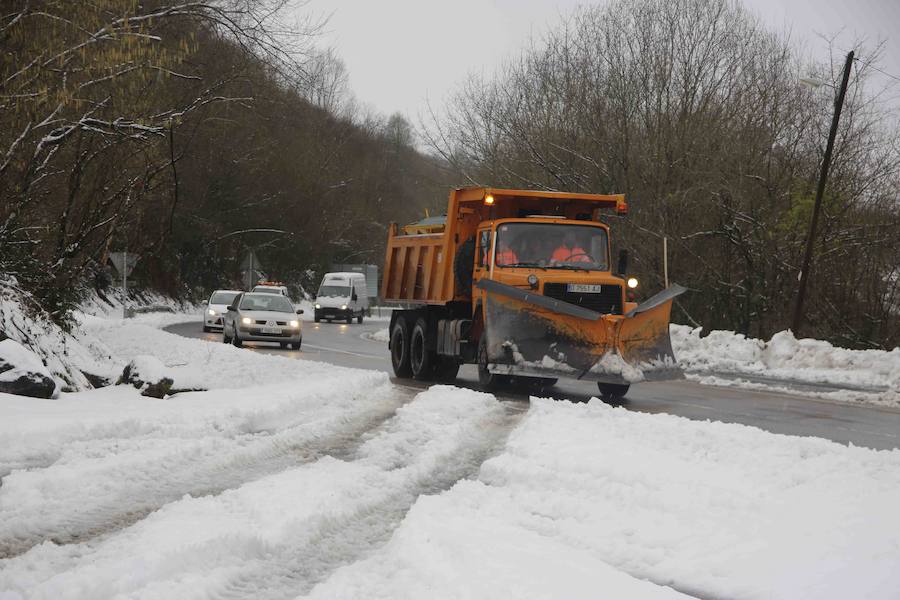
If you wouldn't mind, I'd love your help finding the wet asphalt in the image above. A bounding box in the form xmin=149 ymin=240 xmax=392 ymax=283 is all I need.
xmin=164 ymin=319 xmax=900 ymax=451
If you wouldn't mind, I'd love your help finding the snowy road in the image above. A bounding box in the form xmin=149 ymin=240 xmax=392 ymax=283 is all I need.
xmin=166 ymin=320 xmax=900 ymax=451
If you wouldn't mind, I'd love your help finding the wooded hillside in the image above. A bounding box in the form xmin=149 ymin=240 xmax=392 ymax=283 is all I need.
xmin=427 ymin=0 xmax=900 ymax=349
xmin=1 ymin=0 xmax=454 ymax=324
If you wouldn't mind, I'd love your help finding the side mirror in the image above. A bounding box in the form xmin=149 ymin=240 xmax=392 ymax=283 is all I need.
xmin=226 ymin=305 xmax=236 ymax=312
xmin=296 ymin=309 xmax=304 ymax=315
xmin=201 ymin=299 xmax=208 ymax=306
xmin=617 ymin=249 xmax=629 ymax=276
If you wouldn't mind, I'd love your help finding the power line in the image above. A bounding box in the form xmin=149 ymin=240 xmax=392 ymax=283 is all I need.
xmin=844 ymin=51 xmax=900 ymax=84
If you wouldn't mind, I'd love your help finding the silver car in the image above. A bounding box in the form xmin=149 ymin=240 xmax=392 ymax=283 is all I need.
xmin=222 ymin=292 xmax=303 ymax=349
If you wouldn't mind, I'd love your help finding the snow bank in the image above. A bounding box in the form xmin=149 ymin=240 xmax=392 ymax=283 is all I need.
xmin=362 ymin=327 xmax=390 ymax=343
xmin=0 ymin=338 xmax=57 ymax=398
xmin=314 ymin=398 xmax=900 ymax=600
xmin=0 ymin=281 xmax=111 ymax=393
xmin=672 ymin=325 xmax=900 ymax=405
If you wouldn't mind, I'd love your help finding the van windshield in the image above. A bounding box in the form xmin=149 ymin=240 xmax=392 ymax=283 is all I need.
xmin=318 ymin=284 xmax=350 ymax=297
xmin=495 ymin=222 xmax=609 ymax=271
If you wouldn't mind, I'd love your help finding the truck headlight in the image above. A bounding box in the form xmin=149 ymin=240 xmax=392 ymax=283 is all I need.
xmin=315 ymin=303 xmax=321 ymax=309
xmin=290 ymin=320 xmax=299 ymax=328
xmin=208 ymin=309 xmax=216 ymax=316
xmin=241 ymin=316 xmax=252 ymax=325
xmin=627 ymin=277 xmax=639 ymax=289
xmin=341 ymin=304 xmax=347 ymax=310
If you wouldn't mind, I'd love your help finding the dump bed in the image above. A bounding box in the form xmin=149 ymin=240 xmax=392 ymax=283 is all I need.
xmin=380 ymin=187 xmax=627 ymax=304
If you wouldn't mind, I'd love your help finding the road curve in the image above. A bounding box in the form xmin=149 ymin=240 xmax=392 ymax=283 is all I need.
xmin=164 ymin=319 xmax=900 ymax=451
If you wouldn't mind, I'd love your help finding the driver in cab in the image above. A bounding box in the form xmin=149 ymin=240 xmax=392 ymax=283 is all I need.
xmin=496 ymin=234 xmax=519 ymax=266
xmin=551 ymin=232 xmax=591 ymax=263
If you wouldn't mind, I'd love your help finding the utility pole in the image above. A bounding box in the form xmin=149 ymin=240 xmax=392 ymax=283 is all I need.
xmin=791 ymin=50 xmax=854 ymax=337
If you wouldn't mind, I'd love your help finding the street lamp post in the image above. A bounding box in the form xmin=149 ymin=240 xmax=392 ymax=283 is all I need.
xmin=791 ymin=50 xmax=854 ymax=337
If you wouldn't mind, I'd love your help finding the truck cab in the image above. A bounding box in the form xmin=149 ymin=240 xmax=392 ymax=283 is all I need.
xmin=473 ymin=217 xmax=633 ymax=317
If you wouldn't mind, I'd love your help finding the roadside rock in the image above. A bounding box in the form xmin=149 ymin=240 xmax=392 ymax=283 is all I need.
xmin=118 ymin=355 xmax=202 ymax=398
xmin=0 ymin=338 xmax=58 ymax=399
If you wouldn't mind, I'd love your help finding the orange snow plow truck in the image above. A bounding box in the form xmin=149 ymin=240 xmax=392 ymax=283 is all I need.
xmin=381 ymin=187 xmax=686 ymax=399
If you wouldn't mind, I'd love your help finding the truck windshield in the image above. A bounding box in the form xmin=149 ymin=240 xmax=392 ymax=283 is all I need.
xmin=495 ymin=222 xmax=609 ymax=271
xmin=318 ymin=285 xmax=350 ymax=297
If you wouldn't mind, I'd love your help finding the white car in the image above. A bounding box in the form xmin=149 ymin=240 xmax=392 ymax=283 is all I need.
xmin=223 ymin=292 xmax=303 ymax=349
xmin=202 ymin=289 xmax=242 ymax=332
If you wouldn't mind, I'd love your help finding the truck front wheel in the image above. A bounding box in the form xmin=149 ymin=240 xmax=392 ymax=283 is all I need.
xmin=390 ymin=316 xmax=413 ymax=378
xmin=410 ymin=317 xmax=435 ymax=381
xmin=597 ymin=382 xmax=630 ymax=402
xmin=477 ymin=337 xmax=502 ymax=390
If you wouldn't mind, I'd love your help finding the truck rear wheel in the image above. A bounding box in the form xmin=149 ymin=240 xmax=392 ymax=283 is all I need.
xmin=390 ymin=316 xmax=413 ymax=378
xmin=410 ymin=317 xmax=435 ymax=381
xmin=597 ymin=382 xmax=630 ymax=401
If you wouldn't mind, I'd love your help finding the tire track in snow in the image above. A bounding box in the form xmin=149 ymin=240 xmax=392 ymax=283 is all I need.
xmin=205 ymin=390 xmax=523 ymax=600
xmin=0 ymin=387 xmax=523 ymax=600
xmin=0 ymin=383 xmax=417 ymax=559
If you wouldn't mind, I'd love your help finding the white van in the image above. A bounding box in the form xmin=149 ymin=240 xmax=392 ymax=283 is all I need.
xmin=314 ymin=272 xmax=369 ymax=324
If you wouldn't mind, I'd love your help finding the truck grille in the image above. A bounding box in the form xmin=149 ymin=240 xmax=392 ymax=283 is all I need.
xmin=542 ymin=283 xmax=623 ymax=315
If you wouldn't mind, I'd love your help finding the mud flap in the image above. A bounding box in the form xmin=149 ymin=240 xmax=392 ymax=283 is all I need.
xmin=476 ymin=280 xmax=686 ymax=384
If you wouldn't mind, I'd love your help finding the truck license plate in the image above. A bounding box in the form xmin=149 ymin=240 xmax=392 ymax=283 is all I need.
xmin=261 ymin=327 xmax=280 ymax=334
xmin=567 ymin=284 xmax=603 ymax=293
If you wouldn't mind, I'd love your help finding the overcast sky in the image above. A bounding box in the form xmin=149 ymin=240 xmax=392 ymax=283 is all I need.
xmin=303 ymin=0 xmax=900 ymax=121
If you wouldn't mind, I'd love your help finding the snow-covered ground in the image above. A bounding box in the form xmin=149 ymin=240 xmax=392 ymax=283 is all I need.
xmin=3 ymin=307 xmax=900 ymax=599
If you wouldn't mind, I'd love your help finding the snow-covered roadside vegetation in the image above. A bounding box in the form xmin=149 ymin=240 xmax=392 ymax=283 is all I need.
xmin=0 ymin=279 xmax=196 ymax=394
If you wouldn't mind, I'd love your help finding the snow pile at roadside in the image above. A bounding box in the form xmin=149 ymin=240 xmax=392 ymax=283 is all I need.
xmin=0 ymin=280 xmax=110 ymax=392
xmin=78 ymin=313 xmax=328 ymax=391
xmin=672 ymin=325 xmax=900 ymax=402
xmin=0 ymin=386 xmax=511 ymax=599
xmin=0 ymin=338 xmax=58 ymax=398
xmin=363 ymin=327 xmax=390 ymax=343
xmin=308 ymin=398 xmax=900 ymax=600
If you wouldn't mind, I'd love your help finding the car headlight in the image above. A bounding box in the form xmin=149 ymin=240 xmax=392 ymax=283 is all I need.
xmin=341 ymin=304 xmax=347 ymax=310
xmin=627 ymin=277 xmax=639 ymax=289
xmin=290 ymin=320 xmax=299 ymax=328
xmin=241 ymin=316 xmax=252 ymax=325
xmin=315 ymin=303 xmax=321 ymax=309
xmin=208 ymin=309 xmax=216 ymax=316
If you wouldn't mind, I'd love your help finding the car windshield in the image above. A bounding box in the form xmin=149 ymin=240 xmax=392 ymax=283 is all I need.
xmin=318 ymin=284 xmax=350 ymax=297
xmin=210 ymin=291 xmax=238 ymax=305
xmin=495 ymin=222 xmax=609 ymax=271
xmin=238 ymin=294 xmax=294 ymax=313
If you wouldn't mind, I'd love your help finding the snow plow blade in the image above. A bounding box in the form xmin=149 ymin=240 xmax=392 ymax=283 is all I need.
xmin=477 ymin=280 xmax=686 ymax=384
